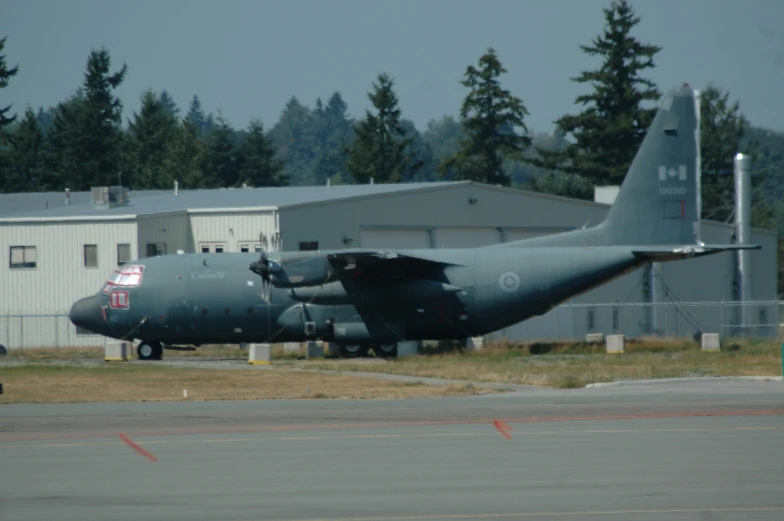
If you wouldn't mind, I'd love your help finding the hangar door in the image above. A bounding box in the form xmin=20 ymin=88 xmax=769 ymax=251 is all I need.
xmin=361 ymin=228 xmax=432 ymax=249
xmin=504 ymin=229 xmax=563 ymax=243
xmin=436 ymin=227 xmax=501 ymax=248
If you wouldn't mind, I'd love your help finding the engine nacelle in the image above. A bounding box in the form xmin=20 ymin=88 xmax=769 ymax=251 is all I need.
xmin=271 ymin=257 xmax=334 ymax=289
xmin=332 ymin=321 xmax=405 ymax=344
xmin=289 ymin=279 xmax=463 ymax=305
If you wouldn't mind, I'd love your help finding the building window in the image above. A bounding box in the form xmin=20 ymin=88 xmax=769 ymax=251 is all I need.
xmin=240 ymin=244 xmax=250 ymax=253
xmin=587 ymin=309 xmax=595 ymax=331
xmin=198 ymin=242 xmax=226 ymax=253
xmin=84 ymin=244 xmax=98 ymax=268
xmin=117 ymin=244 xmax=131 ymax=265
xmin=146 ymin=243 xmax=166 ymax=257
xmin=9 ymin=246 xmax=37 ymax=269
xmin=299 ymin=241 xmax=318 ymax=251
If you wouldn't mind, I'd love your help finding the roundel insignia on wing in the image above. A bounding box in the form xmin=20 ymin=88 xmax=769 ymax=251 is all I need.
xmin=499 ymin=272 xmax=520 ymax=292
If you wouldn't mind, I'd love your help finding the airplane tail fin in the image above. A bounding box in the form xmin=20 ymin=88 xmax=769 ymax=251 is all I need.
xmin=598 ymin=83 xmax=702 ymax=246
xmin=503 ymin=84 xmax=708 ymax=249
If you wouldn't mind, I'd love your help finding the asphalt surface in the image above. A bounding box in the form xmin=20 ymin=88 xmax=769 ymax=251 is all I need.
xmin=1 ymin=378 xmax=784 ymax=521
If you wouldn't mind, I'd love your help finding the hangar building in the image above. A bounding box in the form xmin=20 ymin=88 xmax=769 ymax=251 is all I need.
xmin=0 ymin=181 xmax=777 ymax=349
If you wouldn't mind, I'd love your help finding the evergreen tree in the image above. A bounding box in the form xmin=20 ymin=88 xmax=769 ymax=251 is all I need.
xmin=269 ymin=96 xmax=312 ymax=185
xmin=533 ymin=0 xmax=661 ymax=191
xmin=423 ymin=116 xmax=464 ymax=180
xmin=45 ymin=48 xmax=128 ymax=189
xmin=311 ymin=91 xmax=354 ymax=184
xmin=163 ymin=119 xmax=205 ymax=189
xmin=0 ymin=36 xmax=19 ymax=130
xmin=439 ymin=47 xmax=531 ymax=186
xmin=127 ymin=89 xmax=179 ymax=188
xmin=345 ymin=73 xmax=414 ymax=184
xmin=239 ymin=119 xmax=286 ymax=187
xmin=201 ymin=112 xmax=241 ymax=187
xmin=159 ymin=90 xmax=180 ymax=117
xmin=2 ymin=107 xmax=43 ymax=192
xmin=185 ymin=94 xmax=208 ymax=136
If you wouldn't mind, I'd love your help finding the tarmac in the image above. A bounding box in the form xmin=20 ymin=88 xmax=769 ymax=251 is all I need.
xmin=1 ymin=377 xmax=784 ymax=521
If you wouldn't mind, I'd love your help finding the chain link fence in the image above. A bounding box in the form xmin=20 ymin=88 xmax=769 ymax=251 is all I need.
xmin=491 ymin=300 xmax=784 ymax=343
xmin=0 ymin=311 xmax=106 ymax=350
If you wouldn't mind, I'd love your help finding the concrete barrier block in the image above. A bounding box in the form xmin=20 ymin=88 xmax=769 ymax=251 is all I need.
xmin=701 ymin=333 xmax=721 ymax=352
xmin=306 ymin=340 xmax=324 ymax=359
xmin=586 ymin=333 xmax=605 ymax=344
xmin=284 ymin=342 xmax=301 ymax=354
xmin=606 ymin=335 xmax=626 ymax=354
xmin=466 ymin=336 xmax=484 ymax=350
xmin=397 ymin=340 xmax=420 ymax=358
xmin=105 ymin=341 xmax=131 ymax=362
xmin=248 ymin=343 xmax=271 ymax=365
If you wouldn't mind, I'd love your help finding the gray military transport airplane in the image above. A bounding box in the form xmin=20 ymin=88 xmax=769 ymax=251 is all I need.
xmin=69 ymin=84 xmax=759 ymax=360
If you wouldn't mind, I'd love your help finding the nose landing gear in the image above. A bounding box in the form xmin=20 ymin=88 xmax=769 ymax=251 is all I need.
xmin=137 ymin=341 xmax=163 ymax=361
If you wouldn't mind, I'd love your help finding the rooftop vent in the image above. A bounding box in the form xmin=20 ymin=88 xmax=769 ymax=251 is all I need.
xmin=91 ymin=186 xmax=130 ymax=209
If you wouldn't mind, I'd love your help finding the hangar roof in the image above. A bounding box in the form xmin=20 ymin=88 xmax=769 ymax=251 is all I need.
xmin=0 ymin=182 xmax=461 ymax=222
xmin=0 ymin=189 xmax=181 ymax=216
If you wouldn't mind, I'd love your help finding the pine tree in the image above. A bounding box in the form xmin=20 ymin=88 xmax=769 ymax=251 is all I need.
xmin=269 ymin=96 xmax=312 ymax=185
xmin=185 ymin=94 xmax=209 ymax=136
xmin=0 ymin=36 xmax=19 ymax=130
xmin=127 ymin=90 xmax=179 ymax=188
xmin=699 ymin=84 xmax=750 ymax=222
xmin=159 ymin=90 xmax=180 ymax=117
xmin=45 ymin=48 xmax=128 ymax=189
xmin=201 ymin=112 xmax=241 ymax=187
xmin=439 ymin=47 xmax=531 ymax=186
xmin=3 ymin=106 xmax=43 ymax=192
xmin=163 ymin=119 xmax=205 ymax=189
xmin=534 ymin=0 xmax=661 ymax=191
xmin=239 ymin=119 xmax=286 ymax=187
xmin=345 ymin=73 xmax=414 ymax=184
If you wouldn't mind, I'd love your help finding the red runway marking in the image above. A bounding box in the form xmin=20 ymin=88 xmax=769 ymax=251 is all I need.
xmin=494 ymin=420 xmax=513 ymax=439
xmin=118 ymin=433 xmax=158 ymax=462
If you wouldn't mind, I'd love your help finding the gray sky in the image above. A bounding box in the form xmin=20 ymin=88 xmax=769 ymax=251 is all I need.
xmin=3 ymin=0 xmax=784 ymax=134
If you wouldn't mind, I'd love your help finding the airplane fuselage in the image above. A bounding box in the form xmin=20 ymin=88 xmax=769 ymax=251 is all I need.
xmin=71 ymin=246 xmax=645 ymax=348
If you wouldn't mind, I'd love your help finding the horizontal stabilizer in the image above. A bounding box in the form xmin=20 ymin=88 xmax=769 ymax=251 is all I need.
xmin=632 ymin=244 xmax=761 ymax=261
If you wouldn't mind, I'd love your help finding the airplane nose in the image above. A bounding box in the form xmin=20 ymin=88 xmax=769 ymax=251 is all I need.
xmin=69 ymin=296 xmax=104 ymax=333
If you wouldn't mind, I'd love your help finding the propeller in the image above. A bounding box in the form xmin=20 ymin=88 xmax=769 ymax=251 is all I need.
xmin=249 ymin=232 xmax=278 ymax=302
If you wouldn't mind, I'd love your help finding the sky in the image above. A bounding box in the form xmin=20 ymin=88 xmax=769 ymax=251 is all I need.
xmin=2 ymin=0 xmax=784 ymax=135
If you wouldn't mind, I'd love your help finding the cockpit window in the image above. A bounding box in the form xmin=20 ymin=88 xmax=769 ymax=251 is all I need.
xmin=102 ymin=265 xmax=144 ymax=293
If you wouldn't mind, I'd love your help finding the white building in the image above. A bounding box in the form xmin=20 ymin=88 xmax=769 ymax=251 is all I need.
xmin=0 ymin=181 xmax=777 ymax=349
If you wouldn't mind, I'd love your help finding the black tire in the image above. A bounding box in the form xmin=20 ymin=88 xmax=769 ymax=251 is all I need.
xmin=137 ymin=341 xmax=163 ymax=361
xmin=373 ymin=343 xmax=398 ymax=359
xmin=338 ymin=344 xmax=370 ymax=358
xmin=0 ymin=344 xmax=7 ymax=356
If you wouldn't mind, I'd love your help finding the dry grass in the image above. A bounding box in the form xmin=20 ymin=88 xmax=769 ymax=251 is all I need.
xmin=306 ymin=338 xmax=783 ymax=389
xmin=0 ymin=364 xmax=497 ymax=404
xmin=2 ymin=344 xmax=296 ymax=361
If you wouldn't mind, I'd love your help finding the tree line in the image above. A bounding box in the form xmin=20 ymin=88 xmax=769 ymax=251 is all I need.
xmin=1 ymin=0 xmax=783 ymax=234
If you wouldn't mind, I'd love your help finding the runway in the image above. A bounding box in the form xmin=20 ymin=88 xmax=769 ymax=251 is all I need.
xmin=2 ymin=378 xmax=784 ymax=521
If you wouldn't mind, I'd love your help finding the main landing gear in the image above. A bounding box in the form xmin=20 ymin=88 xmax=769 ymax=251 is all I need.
xmin=137 ymin=341 xmax=163 ymax=361
xmin=335 ymin=343 xmax=398 ymax=359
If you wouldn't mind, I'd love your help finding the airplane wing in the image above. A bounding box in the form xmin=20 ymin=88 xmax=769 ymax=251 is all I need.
xmin=326 ymin=249 xmax=459 ymax=279
xmin=631 ymin=244 xmax=761 ymax=262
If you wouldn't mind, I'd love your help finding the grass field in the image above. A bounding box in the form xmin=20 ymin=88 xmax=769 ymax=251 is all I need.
xmin=0 ymin=363 xmax=495 ymax=404
xmin=305 ymin=338 xmax=784 ymax=389
xmin=0 ymin=338 xmax=780 ymax=404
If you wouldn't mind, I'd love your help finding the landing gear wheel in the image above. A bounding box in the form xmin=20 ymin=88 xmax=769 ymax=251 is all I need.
xmin=338 ymin=344 xmax=370 ymax=358
xmin=137 ymin=341 xmax=163 ymax=361
xmin=373 ymin=344 xmax=398 ymax=359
